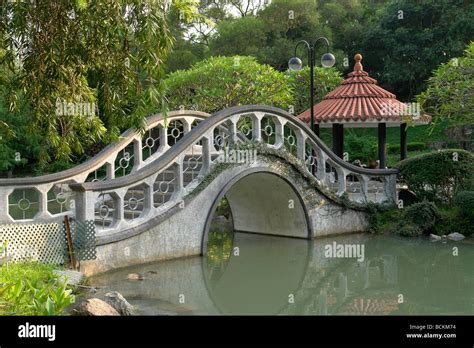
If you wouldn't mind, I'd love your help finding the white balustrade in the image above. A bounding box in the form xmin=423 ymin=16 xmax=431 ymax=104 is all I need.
xmin=1 ymin=107 xmax=398 ymax=232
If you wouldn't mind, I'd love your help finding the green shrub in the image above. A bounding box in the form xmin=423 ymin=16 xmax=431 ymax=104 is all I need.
xmin=434 ymin=206 xmax=473 ymax=237
xmin=454 ymin=191 xmax=474 ymax=220
xmin=396 ymin=220 xmax=423 ymax=237
xmin=0 ymin=262 xmax=75 ymax=315
xmin=387 ymin=142 xmax=426 ymax=154
xmin=396 ymin=149 xmax=474 ymax=203
xmin=367 ymin=207 xmax=401 ymax=234
xmin=164 ymin=56 xmax=293 ymax=114
xmin=403 ymin=201 xmax=439 ymax=231
xmin=345 ymin=132 xmax=377 ymax=164
xmin=394 ymin=201 xmax=439 ymax=237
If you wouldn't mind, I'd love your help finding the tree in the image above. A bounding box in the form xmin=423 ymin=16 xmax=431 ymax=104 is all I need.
xmin=165 ymin=1 xmax=270 ymax=74
xmin=165 ymin=4 xmax=208 ymax=73
xmin=317 ymin=0 xmax=390 ymax=73
xmin=256 ymin=0 xmax=331 ymax=70
xmin=229 ymin=0 xmax=267 ymax=17
xmin=285 ymin=66 xmax=343 ymax=115
xmin=0 ymin=0 xmax=198 ymax=167
xmin=164 ymin=56 xmax=293 ymax=113
xmin=0 ymin=103 xmax=41 ymax=174
xmin=209 ymin=17 xmax=267 ymax=57
xmin=0 ymin=47 xmax=40 ymax=174
xmin=359 ymin=0 xmax=474 ymax=100
xmin=418 ymin=42 xmax=474 ymax=128
xmin=205 ymin=0 xmax=336 ymax=71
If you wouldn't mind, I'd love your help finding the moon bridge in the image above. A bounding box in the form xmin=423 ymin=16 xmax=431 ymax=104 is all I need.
xmin=0 ymin=105 xmax=398 ymax=274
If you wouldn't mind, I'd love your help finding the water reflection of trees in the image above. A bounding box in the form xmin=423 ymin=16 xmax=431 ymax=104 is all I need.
xmin=205 ymin=229 xmax=234 ymax=282
xmin=204 ymin=232 xmax=310 ymax=315
xmin=203 ymin=227 xmax=473 ymax=315
xmin=285 ymin=236 xmax=473 ymax=315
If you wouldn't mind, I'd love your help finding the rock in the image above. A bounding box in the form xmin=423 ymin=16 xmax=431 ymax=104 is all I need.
xmin=430 ymin=234 xmax=441 ymax=241
xmin=54 ymin=270 xmax=84 ymax=286
xmin=72 ymin=298 xmax=120 ymax=316
xmin=104 ymin=291 xmax=135 ymax=316
xmin=127 ymin=273 xmax=144 ymax=280
xmin=447 ymin=232 xmax=465 ymax=241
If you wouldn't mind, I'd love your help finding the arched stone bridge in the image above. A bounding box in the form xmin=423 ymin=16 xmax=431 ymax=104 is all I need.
xmin=0 ymin=105 xmax=398 ymax=275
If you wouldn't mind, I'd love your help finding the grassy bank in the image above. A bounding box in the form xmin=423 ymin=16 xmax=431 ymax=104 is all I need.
xmin=0 ymin=262 xmax=76 ymax=315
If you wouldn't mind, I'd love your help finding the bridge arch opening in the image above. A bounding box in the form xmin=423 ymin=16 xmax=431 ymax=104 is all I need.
xmin=202 ymin=170 xmax=311 ymax=254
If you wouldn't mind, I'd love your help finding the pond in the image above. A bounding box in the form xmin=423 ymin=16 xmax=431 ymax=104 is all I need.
xmin=88 ymin=228 xmax=474 ymax=315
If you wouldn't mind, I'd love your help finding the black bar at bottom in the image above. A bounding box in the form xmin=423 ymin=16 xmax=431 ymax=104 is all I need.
xmin=0 ymin=315 xmax=472 ymax=346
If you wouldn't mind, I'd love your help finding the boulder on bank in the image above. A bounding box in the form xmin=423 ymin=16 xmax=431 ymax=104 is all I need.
xmin=447 ymin=232 xmax=465 ymax=241
xmin=72 ymin=298 xmax=120 ymax=316
xmin=104 ymin=291 xmax=135 ymax=316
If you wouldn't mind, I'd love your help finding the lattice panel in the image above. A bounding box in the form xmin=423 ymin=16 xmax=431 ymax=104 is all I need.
xmin=67 ymin=220 xmax=97 ymax=261
xmin=0 ymin=220 xmax=97 ymax=264
xmin=0 ymin=223 xmax=67 ymax=264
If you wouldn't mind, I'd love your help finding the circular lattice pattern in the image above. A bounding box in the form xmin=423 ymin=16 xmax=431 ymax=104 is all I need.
xmin=158 ymin=181 xmax=170 ymax=193
xmin=240 ymin=125 xmax=251 ymax=136
xmin=187 ymin=157 xmax=199 ymax=170
xmin=145 ymin=137 xmax=155 ymax=148
xmin=128 ymin=197 xmax=139 ymax=211
xmin=306 ymin=155 xmax=316 ymax=166
xmin=56 ymin=191 xmax=68 ymax=205
xmin=119 ymin=156 xmax=130 ymax=169
xmin=17 ymin=198 xmax=31 ymax=211
xmin=286 ymin=135 xmax=296 ymax=147
xmin=264 ymin=124 xmax=274 ymax=137
xmin=214 ymin=134 xmax=226 ymax=148
xmin=99 ymin=205 xmax=110 ymax=219
xmin=170 ymin=127 xmax=181 ymax=139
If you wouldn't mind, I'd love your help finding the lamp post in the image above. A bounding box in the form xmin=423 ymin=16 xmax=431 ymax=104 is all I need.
xmin=288 ymin=37 xmax=335 ymax=136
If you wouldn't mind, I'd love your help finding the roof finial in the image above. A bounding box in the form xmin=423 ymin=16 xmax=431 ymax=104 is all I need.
xmin=354 ymin=53 xmax=363 ymax=72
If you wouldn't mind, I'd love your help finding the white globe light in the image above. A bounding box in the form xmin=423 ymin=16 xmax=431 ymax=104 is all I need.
xmin=288 ymin=57 xmax=303 ymax=71
xmin=321 ymin=53 xmax=336 ymax=68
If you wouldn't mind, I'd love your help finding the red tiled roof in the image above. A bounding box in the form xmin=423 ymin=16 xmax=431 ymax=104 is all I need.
xmin=298 ymin=54 xmax=431 ymax=125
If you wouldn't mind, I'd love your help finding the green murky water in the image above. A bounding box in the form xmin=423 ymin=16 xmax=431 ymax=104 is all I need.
xmin=89 ymin=231 xmax=474 ymax=315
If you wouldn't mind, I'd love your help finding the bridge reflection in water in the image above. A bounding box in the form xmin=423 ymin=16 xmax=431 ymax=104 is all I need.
xmin=89 ymin=230 xmax=474 ymax=315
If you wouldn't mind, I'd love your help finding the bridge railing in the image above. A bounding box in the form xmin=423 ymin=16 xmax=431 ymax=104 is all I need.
xmin=68 ymin=105 xmax=398 ymax=238
xmin=0 ymin=111 xmax=210 ymax=224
